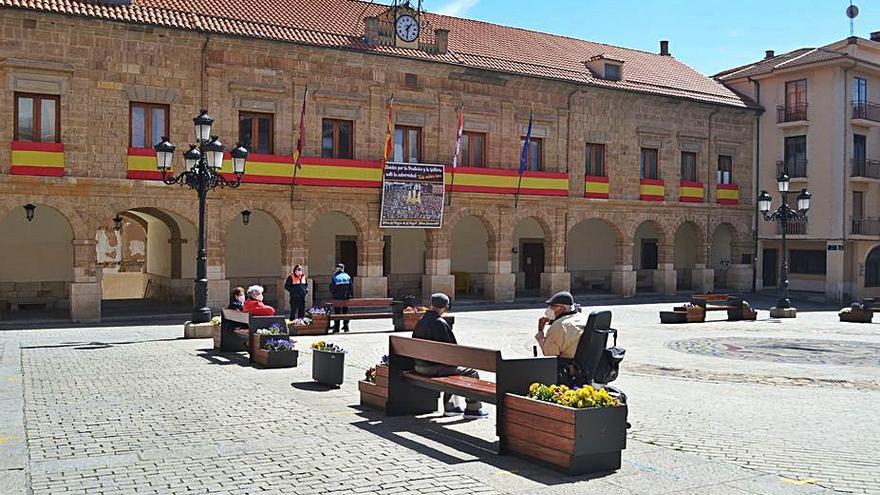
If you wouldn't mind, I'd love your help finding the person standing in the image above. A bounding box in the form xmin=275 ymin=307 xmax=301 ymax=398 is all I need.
xmin=285 ymin=264 xmax=308 ymax=320
xmin=412 ymin=293 xmax=488 ymax=419
xmin=329 ymin=263 xmax=353 ymax=332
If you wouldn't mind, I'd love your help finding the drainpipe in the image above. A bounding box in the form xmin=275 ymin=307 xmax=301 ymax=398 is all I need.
xmin=706 ymin=106 xmax=720 ymax=265
xmin=748 ymin=77 xmax=761 ymax=293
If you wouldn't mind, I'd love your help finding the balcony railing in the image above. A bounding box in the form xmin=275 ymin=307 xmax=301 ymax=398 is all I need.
xmin=776 ymin=159 xmax=807 ymax=178
xmin=851 ymin=158 xmax=880 ymax=178
xmin=852 ymin=217 xmax=880 ymax=236
xmin=777 ymin=103 xmax=808 ymax=123
xmin=852 ymin=101 xmax=880 ymax=122
xmin=777 ymin=217 xmax=807 ymax=235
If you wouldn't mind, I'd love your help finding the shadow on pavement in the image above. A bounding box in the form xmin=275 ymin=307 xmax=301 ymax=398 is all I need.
xmin=292 ymin=381 xmax=339 ymax=392
xmin=20 ymin=337 xmax=183 ymax=350
xmin=349 ymin=407 xmax=615 ymax=486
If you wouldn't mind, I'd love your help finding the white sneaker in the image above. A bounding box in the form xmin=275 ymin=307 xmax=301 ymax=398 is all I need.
xmin=443 ymin=407 xmax=465 ymax=417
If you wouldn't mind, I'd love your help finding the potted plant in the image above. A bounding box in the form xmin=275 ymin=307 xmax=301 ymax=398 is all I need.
xmin=311 ymin=341 xmax=346 ymax=387
xmin=839 ymin=302 xmax=873 ymax=323
xmin=358 ymin=355 xmax=389 ymax=411
xmin=290 ymin=307 xmax=330 ymax=335
xmin=503 ymin=383 xmax=627 ymax=476
xmin=251 ymin=323 xmax=290 ymax=354
xmin=210 ymin=315 xmax=223 ymax=349
xmin=252 ymin=338 xmax=298 ymax=368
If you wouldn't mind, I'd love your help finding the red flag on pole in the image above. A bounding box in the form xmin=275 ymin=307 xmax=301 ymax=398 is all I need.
xmin=383 ymin=95 xmax=394 ymax=163
xmin=292 ymin=85 xmax=308 ymax=170
xmin=448 ymin=103 xmax=464 ymax=206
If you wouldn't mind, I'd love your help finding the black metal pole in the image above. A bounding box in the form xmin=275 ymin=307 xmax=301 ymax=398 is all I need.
xmin=777 ymin=190 xmax=791 ymax=309
xmin=192 ymin=152 xmax=211 ymax=323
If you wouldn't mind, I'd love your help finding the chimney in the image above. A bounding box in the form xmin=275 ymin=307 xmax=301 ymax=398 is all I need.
xmin=871 ymin=31 xmax=880 ymax=42
xmin=364 ymin=16 xmax=379 ymax=45
xmin=765 ymin=50 xmax=775 ymax=59
xmin=659 ymin=40 xmax=670 ymax=56
xmin=434 ymin=28 xmax=449 ymax=54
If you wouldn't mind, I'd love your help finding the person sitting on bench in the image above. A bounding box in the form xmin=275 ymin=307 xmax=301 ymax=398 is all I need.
xmin=330 ymin=263 xmax=353 ymax=332
xmin=412 ymin=293 xmax=488 ymax=419
xmin=535 ymin=291 xmax=588 ymax=360
xmin=243 ymin=285 xmax=276 ymax=316
xmin=222 ymin=287 xmax=248 ymax=331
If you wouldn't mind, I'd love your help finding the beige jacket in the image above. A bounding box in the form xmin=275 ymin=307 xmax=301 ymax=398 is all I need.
xmin=540 ymin=311 xmax=588 ymax=359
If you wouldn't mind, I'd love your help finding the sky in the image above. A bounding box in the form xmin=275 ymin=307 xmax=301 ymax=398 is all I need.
xmin=419 ymin=0 xmax=880 ymax=76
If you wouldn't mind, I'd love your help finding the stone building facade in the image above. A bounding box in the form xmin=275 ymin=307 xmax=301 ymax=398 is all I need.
xmin=0 ymin=1 xmax=756 ymax=322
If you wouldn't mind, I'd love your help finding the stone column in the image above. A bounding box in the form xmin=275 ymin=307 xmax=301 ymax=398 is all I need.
xmin=653 ymin=242 xmax=676 ymax=295
xmin=354 ymin=231 xmax=388 ymax=298
xmin=422 ymin=230 xmax=454 ymax=302
xmin=611 ymin=241 xmax=636 ymax=297
xmin=825 ymin=241 xmax=845 ymax=304
xmin=486 ymin=236 xmax=515 ymax=303
xmin=691 ymin=264 xmax=715 ymax=293
xmin=540 ymin=210 xmax=571 ymax=296
xmin=727 ymin=264 xmax=754 ymax=291
xmin=70 ymin=239 xmax=101 ymax=322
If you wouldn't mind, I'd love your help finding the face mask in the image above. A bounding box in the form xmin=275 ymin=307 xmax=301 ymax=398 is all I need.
xmin=544 ymin=307 xmax=557 ymax=320
xmin=236 ymin=295 xmax=245 ymax=303
xmin=255 ymin=293 xmax=264 ymax=301
xmin=295 ymin=270 xmax=302 ymax=275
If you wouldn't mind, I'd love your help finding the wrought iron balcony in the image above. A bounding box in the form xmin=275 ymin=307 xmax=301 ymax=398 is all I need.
xmin=777 ymin=217 xmax=807 ymax=235
xmin=852 ymin=101 xmax=880 ymax=122
xmin=777 ymin=103 xmax=808 ymax=123
xmin=776 ymin=159 xmax=807 ymax=178
xmin=852 ymin=217 xmax=880 ymax=236
xmin=851 ymin=158 xmax=880 ymax=178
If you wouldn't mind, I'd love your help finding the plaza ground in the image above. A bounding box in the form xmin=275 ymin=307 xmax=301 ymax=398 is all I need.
xmin=1 ymin=296 xmax=878 ymax=494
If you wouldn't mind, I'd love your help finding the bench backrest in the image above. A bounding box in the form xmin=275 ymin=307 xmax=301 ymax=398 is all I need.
xmin=221 ymin=308 xmax=249 ymax=325
xmin=326 ymin=298 xmax=394 ymax=308
xmin=389 ymin=335 xmax=499 ymax=372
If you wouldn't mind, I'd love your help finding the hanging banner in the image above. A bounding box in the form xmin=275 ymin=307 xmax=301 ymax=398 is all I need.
xmin=379 ymin=162 xmax=445 ymax=228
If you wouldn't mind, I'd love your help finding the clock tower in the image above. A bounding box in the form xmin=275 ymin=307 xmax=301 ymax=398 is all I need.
xmin=391 ymin=2 xmax=421 ymax=49
xmin=363 ymin=1 xmax=449 ymax=54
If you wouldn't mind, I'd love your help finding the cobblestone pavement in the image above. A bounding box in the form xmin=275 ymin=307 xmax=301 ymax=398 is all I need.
xmin=1 ymin=298 xmax=876 ymax=494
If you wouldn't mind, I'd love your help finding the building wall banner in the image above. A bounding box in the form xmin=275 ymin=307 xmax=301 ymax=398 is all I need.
xmin=379 ymin=162 xmax=445 ymax=229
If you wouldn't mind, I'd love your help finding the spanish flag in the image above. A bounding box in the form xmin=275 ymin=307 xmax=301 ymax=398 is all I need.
xmin=383 ymin=95 xmax=394 ymax=164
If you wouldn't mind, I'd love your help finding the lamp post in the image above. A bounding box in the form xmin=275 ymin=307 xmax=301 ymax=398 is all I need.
xmin=758 ymin=173 xmax=811 ymax=317
xmin=154 ymin=110 xmax=248 ymax=324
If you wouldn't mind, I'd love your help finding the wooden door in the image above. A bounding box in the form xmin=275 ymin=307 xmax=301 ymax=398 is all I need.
xmin=521 ymin=242 xmax=545 ymax=290
xmin=338 ymin=239 xmax=358 ymax=277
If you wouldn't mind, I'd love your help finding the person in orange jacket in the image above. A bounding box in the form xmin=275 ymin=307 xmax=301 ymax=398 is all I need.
xmin=243 ymin=285 xmax=275 ymax=316
xmin=284 ymin=264 xmax=308 ymax=320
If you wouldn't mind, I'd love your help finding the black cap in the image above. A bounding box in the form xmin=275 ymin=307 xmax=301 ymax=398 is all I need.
xmin=335 ymin=263 xmax=345 ymax=270
xmin=430 ymin=292 xmax=450 ymax=308
xmin=544 ymin=291 xmax=574 ymax=306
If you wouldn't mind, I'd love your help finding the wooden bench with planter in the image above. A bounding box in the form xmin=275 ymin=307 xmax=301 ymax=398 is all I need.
xmin=288 ymin=307 xmax=331 ymax=335
xmin=385 ymin=335 xmax=557 ymax=459
xmin=359 ymin=356 xmax=389 ymax=412
xmin=839 ymin=298 xmax=877 ymax=323
xmin=215 ymin=309 xmax=250 ymax=351
xmin=660 ymin=294 xmax=757 ymax=324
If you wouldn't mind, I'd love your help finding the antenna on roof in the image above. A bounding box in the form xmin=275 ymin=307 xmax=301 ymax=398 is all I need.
xmin=846 ymin=1 xmax=859 ymax=37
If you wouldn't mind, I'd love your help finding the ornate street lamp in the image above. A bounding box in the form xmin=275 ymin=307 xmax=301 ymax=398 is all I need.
xmin=240 ymin=209 xmax=251 ymax=225
xmin=113 ymin=214 xmax=123 ymax=232
xmin=154 ymin=110 xmax=248 ymax=324
xmin=758 ymin=173 xmax=811 ymax=317
xmin=23 ymin=203 xmax=36 ymax=222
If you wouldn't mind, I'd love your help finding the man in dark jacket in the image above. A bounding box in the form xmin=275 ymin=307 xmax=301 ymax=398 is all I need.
xmin=329 ymin=263 xmax=353 ymax=332
xmin=412 ymin=293 xmax=487 ymax=419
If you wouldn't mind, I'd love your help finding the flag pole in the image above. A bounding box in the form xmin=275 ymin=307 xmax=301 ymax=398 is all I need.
xmin=448 ymin=102 xmax=463 ymax=207
xmin=514 ymin=173 xmax=524 ymax=208
xmin=290 ymin=84 xmax=308 ymax=202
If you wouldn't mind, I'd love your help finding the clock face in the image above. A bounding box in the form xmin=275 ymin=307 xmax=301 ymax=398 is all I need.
xmin=395 ymin=14 xmax=420 ymax=43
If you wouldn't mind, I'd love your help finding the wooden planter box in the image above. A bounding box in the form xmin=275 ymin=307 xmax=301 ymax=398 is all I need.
xmin=312 ymin=349 xmax=346 ymax=386
xmin=252 ymin=348 xmax=299 ymax=368
xmin=358 ymin=366 xmax=389 ymax=411
xmin=839 ymin=308 xmax=873 ymax=323
xmin=250 ymin=333 xmax=291 ymax=355
xmin=503 ymin=394 xmax=627 ymax=475
xmin=290 ymin=315 xmax=329 ymax=336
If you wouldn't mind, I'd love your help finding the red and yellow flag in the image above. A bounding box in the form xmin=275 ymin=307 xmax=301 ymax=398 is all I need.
xmin=292 ymin=86 xmax=308 ymax=169
xmin=383 ymin=95 xmax=394 ymax=163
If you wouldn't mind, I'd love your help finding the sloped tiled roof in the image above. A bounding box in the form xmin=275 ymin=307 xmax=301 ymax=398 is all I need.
xmin=714 ymin=47 xmax=847 ymax=81
xmin=0 ymin=0 xmax=753 ymax=108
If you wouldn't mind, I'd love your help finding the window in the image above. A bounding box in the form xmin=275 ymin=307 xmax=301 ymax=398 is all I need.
xmin=789 ymin=249 xmax=826 ymax=275
xmin=680 ymin=151 xmax=697 ymax=182
xmin=783 ymin=136 xmax=807 ymax=177
xmin=520 ymin=137 xmax=543 ymax=171
xmin=239 ymin=112 xmax=274 ymax=155
xmin=14 ymin=93 xmax=60 ymax=142
xmin=785 ymin=79 xmax=807 ymax=107
xmin=130 ymin=102 xmax=169 ymax=149
xmin=321 ymin=119 xmax=353 ymax=159
xmin=393 ymin=125 xmax=421 ymax=163
xmin=604 ymin=63 xmax=621 ymax=81
xmin=640 ymin=148 xmax=659 ymax=179
xmin=717 ymin=155 xmax=733 ymax=184
xmin=641 ymin=240 xmax=658 ymax=270
xmin=854 ymin=77 xmax=868 ymax=104
xmin=585 ymin=143 xmax=605 ymax=176
xmin=460 ymin=131 xmax=486 ymax=167
xmin=866 ymin=247 xmax=880 ymax=287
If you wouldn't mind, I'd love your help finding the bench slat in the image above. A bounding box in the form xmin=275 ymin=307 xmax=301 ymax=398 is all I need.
xmin=326 ymin=298 xmax=393 ymax=308
xmin=402 ymin=372 xmax=496 ymax=401
xmin=390 ymin=335 xmax=498 ymax=372
xmin=222 ymin=308 xmax=249 ymax=325
xmin=330 ymin=313 xmax=394 ymax=320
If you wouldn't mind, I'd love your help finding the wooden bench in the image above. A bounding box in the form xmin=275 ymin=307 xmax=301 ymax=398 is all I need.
xmin=325 ymin=298 xmax=397 ymax=321
xmin=217 ymin=310 xmax=289 ymax=361
xmin=386 ymin=334 xmax=556 ymax=455
xmin=660 ymin=294 xmax=756 ymax=323
xmin=839 ymin=298 xmax=879 ymax=323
